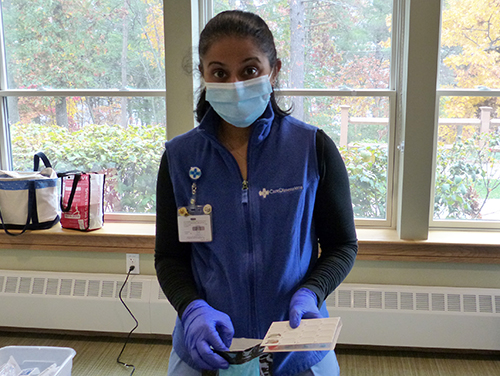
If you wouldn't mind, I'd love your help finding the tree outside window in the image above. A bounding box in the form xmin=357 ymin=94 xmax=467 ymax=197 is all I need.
xmin=434 ymin=0 xmax=500 ymax=222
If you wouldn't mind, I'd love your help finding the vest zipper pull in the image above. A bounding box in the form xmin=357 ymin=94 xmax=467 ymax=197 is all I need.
xmin=242 ymin=180 xmax=249 ymax=204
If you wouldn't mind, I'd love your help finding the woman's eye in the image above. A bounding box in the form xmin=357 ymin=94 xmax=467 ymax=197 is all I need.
xmin=213 ymin=70 xmax=226 ymax=79
xmin=244 ymin=67 xmax=258 ymax=76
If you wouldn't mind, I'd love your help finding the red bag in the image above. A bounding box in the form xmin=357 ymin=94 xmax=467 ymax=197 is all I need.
xmin=59 ymin=172 xmax=105 ymax=231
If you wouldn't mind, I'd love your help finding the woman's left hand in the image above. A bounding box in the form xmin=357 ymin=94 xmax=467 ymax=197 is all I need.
xmin=289 ymin=288 xmax=322 ymax=328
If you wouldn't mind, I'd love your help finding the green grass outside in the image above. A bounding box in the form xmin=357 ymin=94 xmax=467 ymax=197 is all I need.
xmin=475 ymin=179 xmax=500 ymax=199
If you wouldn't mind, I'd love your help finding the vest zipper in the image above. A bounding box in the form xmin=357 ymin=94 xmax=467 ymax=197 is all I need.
xmin=241 ymin=178 xmax=258 ymax=335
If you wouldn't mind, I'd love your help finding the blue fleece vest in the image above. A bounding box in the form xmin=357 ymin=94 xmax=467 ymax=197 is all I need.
xmin=165 ymin=105 xmax=329 ymax=376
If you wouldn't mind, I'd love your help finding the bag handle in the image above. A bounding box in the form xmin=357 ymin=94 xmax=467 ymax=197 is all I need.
xmin=60 ymin=173 xmax=82 ymax=212
xmin=33 ymin=152 xmax=52 ymax=171
xmin=0 ymin=182 xmax=34 ymax=236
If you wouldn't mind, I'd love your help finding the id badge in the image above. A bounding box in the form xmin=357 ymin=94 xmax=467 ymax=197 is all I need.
xmin=177 ymin=204 xmax=213 ymax=242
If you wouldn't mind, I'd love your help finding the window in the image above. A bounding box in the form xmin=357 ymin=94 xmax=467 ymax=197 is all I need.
xmin=0 ymin=0 xmax=166 ymax=217
xmin=432 ymin=0 xmax=500 ymax=227
xmin=3 ymin=1 xmax=495 ymax=236
xmin=211 ymin=0 xmax=397 ymax=225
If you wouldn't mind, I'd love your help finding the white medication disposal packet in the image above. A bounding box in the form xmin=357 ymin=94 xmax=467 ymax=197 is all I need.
xmin=261 ymin=317 xmax=342 ymax=352
xmin=0 ymin=356 xmax=21 ymax=376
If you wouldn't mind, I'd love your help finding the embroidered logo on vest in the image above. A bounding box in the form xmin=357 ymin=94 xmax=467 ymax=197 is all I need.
xmin=259 ymin=186 xmax=303 ymax=199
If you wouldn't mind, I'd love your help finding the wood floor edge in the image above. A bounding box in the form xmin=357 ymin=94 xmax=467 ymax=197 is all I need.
xmin=0 ymin=327 xmax=172 ymax=343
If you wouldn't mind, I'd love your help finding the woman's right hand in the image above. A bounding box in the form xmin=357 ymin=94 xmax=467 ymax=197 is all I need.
xmin=181 ymin=299 xmax=234 ymax=370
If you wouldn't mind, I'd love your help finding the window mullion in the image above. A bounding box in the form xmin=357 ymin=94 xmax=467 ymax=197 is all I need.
xmin=437 ymin=89 xmax=500 ymax=97
xmin=276 ymin=89 xmax=396 ymax=98
xmin=0 ymin=99 xmax=11 ymax=170
xmin=164 ymin=0 xmax=199 ymax=140
xmin=0 ymin=4 xmax=12 ymax=170
xmin=0 ymin=89 xmax=165 ymax=98
xmin=199 ymin=0 xmax=213 ymax=32
xmin=397 ymin=0 xmax=442 ymax=240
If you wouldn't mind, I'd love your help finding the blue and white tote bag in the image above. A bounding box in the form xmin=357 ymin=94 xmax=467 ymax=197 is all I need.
xmin=0 ymin=152 xmax=60 ymax=236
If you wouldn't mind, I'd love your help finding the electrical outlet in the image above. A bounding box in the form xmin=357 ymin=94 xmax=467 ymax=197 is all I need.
xmin=126 ymin=253 xmax=140 ymax=274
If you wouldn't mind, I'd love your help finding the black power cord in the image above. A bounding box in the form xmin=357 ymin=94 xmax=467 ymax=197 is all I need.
xmin=117 ymin=265 xmax=139 ymax=375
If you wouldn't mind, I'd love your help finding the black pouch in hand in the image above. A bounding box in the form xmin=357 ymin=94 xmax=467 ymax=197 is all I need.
xmin=202 ymin=343 xmax=273 ymax=376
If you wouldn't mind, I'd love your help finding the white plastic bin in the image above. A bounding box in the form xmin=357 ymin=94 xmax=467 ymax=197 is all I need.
xmin=0 ymin=346 xmax=76 ymax=376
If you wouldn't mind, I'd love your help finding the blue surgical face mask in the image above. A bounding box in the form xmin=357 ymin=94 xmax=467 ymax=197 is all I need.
xmin=205 ymin=75 xmax=273 ymax=128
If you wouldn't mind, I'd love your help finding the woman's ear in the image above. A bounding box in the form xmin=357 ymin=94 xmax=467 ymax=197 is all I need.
xmin=270 ymin=59 xmax=282 ymax=85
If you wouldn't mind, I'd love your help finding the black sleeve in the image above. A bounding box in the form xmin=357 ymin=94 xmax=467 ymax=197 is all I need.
xmin=154 ymin=150 xmax=201 ymax=317
xmin=301 ymin=129 xmax=358 ymax=306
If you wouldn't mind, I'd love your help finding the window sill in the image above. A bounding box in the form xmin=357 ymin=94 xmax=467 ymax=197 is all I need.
xmin=0 ymin=223 xmax=155 ymax=254
xmin=356 ymin=228 xmax=500 ymax=264
xmin=0 ymin=224 xmax=499 ymax=263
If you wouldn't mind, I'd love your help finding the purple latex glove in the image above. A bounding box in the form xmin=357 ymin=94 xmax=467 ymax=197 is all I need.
xmin=289 ymin=288 xmax=322 ymax=329
xmin=181 ymin=299 xmax=234 ymax=370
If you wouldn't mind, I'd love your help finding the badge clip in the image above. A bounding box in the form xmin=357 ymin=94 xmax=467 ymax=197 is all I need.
xmin=188 ymin=166 xmax=201 ymax=210
xmin=177 ymin=166 xmax=213 ymax=242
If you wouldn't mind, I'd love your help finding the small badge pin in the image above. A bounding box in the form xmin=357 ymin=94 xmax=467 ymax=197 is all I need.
xmin=189 ymin=167 xmax=202 ymax=180
xmin=203 ymin=204 xmax=212 ymax=214
xmin=178 ymin=207 xmax=189 ymax=217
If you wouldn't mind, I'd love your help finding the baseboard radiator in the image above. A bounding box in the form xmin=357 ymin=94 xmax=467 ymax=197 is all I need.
xmin=0 ymin=270 xmax=499 ymax=351
xmin=0 ymin=270 xmax=177 ymax=337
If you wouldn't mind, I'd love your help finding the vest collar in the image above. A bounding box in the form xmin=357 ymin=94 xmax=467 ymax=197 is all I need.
xmin=198 ymin=102 xmax=275 ymax=145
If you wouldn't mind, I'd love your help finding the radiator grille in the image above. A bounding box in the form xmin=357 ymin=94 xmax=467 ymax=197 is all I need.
xmin=328 ymin=285 xmax=500 ymax=315
xmin=0 ymin=274 xmax=144 ymax=300
xmin=385 ymin=291 xmax=398 ymax=309
xmin=369 ymin=291 xmax=382 ymax=309
xmin=158 ymin=287 xmax=167 ymax=300
xmin=447 ymin=294 xmax=461 ymax=312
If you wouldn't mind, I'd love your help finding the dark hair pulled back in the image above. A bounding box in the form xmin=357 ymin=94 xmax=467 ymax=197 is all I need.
xmin=196 ymin=10 xmax=291 ymax=123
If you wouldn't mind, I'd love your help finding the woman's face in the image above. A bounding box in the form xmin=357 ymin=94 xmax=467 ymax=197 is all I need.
xmin=201 ymin=36 xmax=280 ymax=84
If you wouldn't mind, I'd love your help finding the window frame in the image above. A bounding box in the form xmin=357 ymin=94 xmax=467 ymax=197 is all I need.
xmin=429 ymin=1 xmax=500 ymax=229
xmin=430 ymin=89 xmax=500 ymax=230
xmin=2 ymin=0 xmax=499 ymax=237
xmin=203 ymin=0 xmax=402 ymax=229
xmin=0 ymin=3 xmax=166 ymax=222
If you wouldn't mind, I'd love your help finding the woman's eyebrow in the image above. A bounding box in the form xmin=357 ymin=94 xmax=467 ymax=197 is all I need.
xmin=242 ymin=57 xmax=261 ymax=64
xmin=207 ymin=61 xmax=226 ymax=67
xmin=207 ymin=57 xmax=262 ymax=67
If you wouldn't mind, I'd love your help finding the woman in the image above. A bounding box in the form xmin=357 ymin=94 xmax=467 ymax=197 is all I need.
xmin=155 ymin=10 xmax=358 ymax=376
